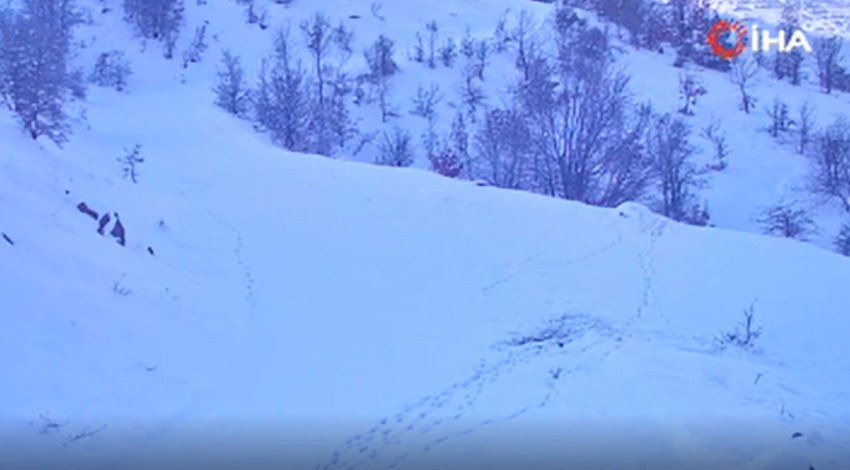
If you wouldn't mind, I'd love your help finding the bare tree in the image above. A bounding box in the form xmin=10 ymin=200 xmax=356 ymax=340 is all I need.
xmin=757 ymin=203 xmax=817 ymax=240
xmin=766 ymin=98 xmax=791 ymax=138
xmin=253 ymin=28 xmax=307 ymax=150
xmin=814 ymin=36 xmax=844 ymax=94
xmin=648 ymin=114 xmax=706 ymax=222
xmin=301 ymin=14 xmax=354 ymax=155
xmin=425 ymin=20 xmax=438 ymax=69
xmin=458 ymin=32 xmax=486 ymax=123
xmin=449 ymin=111 xmax=471 ymax=173
xmin=301 ymin=13 xmax=334 ymax=109
xmin=492 ymin=13 xmax=509 ymax=53
xmin=596 ymin=102 xmax=656 ymax=208
xmin=513 ymin=16 xmax=653 ymax=206
xmin=668 ymin=0 xmax=690 ymax=48
xmin=474 ymin=107 xmax=533 ymax=189
xmin=376 ymin=126 xmax=414 ymax=167
xmin=730 ymin=55 xmax=758 ymax=113
xmin=364 ymin=34 xmax=398 ymax=123
xmin=810 ymin=117 xmax=850 ymax=211
xmin=678 ymin=73 xmax=705 ymax=115
xmin=796 ymin=101 xmax=815 ymax=155
xmin=213 ymin=50 xmax=250 ymax=116
xmin=411 ymin=32 xmax=424 ymax=63
xmin=473 ymin=39 xmax=489 ymax=80
xmin=701 ymin=120 xmax=729 ymax=171
xmin=511 ymin=10 xmax=537 ymax=80
xmin=774 ymin=1 xmax=804 ymax=85
xmin=118 ymin=144 xmax=144 ymax=183
xmin=410 ymin=84 xmax=442 ymax=156
xmin=181 ymin=21 xmax=208 ymax=67
xmin=635 ymin=0 xmax=668 ymax=51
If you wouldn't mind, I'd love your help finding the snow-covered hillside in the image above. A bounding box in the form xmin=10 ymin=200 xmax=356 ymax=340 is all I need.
xmin=2 ymin=0 xmax=850 ymax=469
xmin=714 ymin=0 xmax=850 ymax=37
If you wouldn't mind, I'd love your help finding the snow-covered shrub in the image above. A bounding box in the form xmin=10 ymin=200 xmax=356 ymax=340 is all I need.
xmin=810 ymin=117 xmax=850 ymax=211
xmin=213 ymin=50 xmax=250 ymax=116
xmin=118 ymin=144 xmax=144 ymax=183
xmin=425 ymin=20 xmax=438 ymax=68
xmin=834 ymin=67 xmax=850 ymax=93
xmin=410 ymin=84 xmax=441 ymax=156
xmin=376 ymin=127 xmax=414 ymax=167
xmin=181 ymin=22 xmax=208 ymax=67
xmin=678 ymin=73 xmax=706 ymax=115
xmin=364 ymin=35 xmax=398 ymax=81
xmin=730 ymin=55 xmax=758 ymax=114
xmin=814 ymin=36 xmax=843 ymax=94
xmin=701 ymin=121 xmax=729 ymax=170
xmin=757 ymin=203 xmax=818 ymax=240
xmin=796 ymin=102 xmax=815 ymax=155
xmin=428 ymin=148 xmax=462 ymax=178
xmin=717 ymin=302 xmax=761 ymax=349
xmin=253 ymin=29 xmax=307 ymax=151
xmin=364 ymin=34 xmax=397 ymax=122
xmin=123 ymin=0 xmax=184 ymax=58
xmin=835 ymin=224 xmax=850 ymax=256
xmin=773 ymin=2 xmax=804 ymax=85
xmin=766 ymin=98 xmax=792 ymax=138
xmin=89 ymin=50 xmax=132 ymax=91
xmin=438 ymin=37 xmax=456 ymax=67
xmin=411 ymin=32 xmax=424 ymax=63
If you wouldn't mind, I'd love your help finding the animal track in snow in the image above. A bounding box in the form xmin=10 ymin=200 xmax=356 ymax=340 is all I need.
xmin=316 ymin=315 xmax=622 ymax=470
xmin=208 ymin=211 xmax=256 ymax=313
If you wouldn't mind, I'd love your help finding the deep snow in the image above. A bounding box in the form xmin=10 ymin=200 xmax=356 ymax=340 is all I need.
xmin=2 ymin=0 xmax=850 ymax=469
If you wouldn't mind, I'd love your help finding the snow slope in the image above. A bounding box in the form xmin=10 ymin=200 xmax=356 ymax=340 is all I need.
xmin=70 ymin=0 xmax=850 ymax=249
xmin=713 ymin=0 xmax=850 ymax=38
xmin=4 ymin=80 xmax=850 ymax=469
xmin=2 ymin=0 xmax=850 ymax=469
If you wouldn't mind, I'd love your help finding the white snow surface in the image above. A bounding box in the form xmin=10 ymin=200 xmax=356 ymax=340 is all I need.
xmin=1 ymin=0 xmax=850 ymax=469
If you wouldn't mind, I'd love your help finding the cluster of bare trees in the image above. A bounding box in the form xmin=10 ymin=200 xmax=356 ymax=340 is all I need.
xmin=214 ymin=13 xmax=355 ymax=156
xmin=217 ymin=1 xmax=850 ymax=233
xmin=123 ymin=0 xmax=184 ymax=59
xmin=814 ymin=36 xmax=850 ymax=94
xmin=0 ymin=0 xmax=84 ymax=144
xmin=459 ymin=6 xmax=708 ymax=223
xmin=587 ymin=0 xmax=850 ymax=94
xmin=0 ymin=0 xmax=188 ymax=143
xmin=753 ymin=102 xmax=850 ymax=251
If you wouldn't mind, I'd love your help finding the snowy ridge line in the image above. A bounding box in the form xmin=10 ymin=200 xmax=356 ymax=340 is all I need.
xmin=316 ymin=314 xmax=623 ymax=470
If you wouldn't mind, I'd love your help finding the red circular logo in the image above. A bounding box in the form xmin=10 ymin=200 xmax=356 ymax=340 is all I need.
xmin=707 ymin=20 xmax=748 ymax=60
